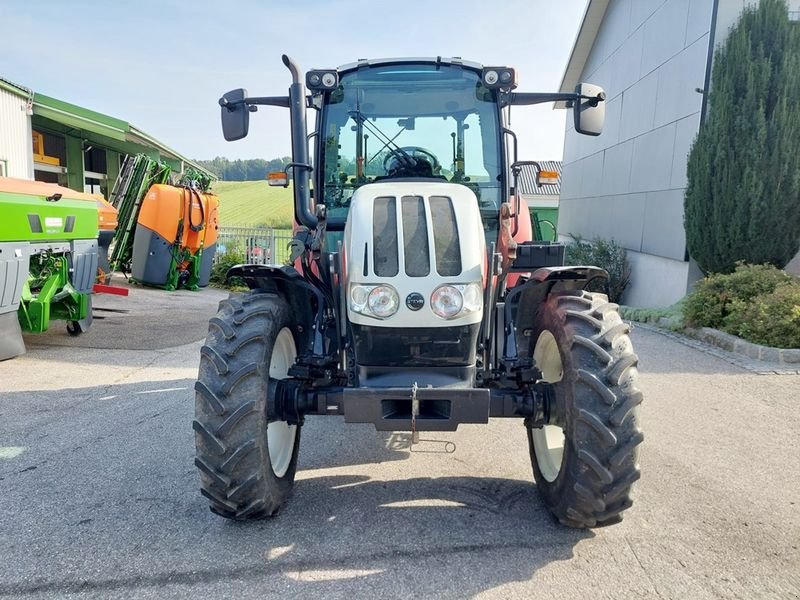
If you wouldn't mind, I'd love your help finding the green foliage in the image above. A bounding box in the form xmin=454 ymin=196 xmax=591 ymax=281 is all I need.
xmin=685 ymin=0 xmax=800 ymax=273
xmin=213 ymin=181 xmax=294 ymax=228
xmin=724 ymin=283 xmax=800 ymax=348
xmin=195 ymin=157 xmax=292 ymax=181
xmin=176 ymin=167 xmax=214 ymax=192
xmin=210 ymin=244 xmax=246 ymax=289
xmin=564 ymin=234 xmax=631 ymax=303
xmin=684 ymin=263 xmax=794 ymax=328
xmin=619 ymin=301 xmax=685 ymax=330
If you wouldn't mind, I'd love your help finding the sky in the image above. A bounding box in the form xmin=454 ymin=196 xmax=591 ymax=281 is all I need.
xmin=1 ymin=0 xmax=589 ymax=163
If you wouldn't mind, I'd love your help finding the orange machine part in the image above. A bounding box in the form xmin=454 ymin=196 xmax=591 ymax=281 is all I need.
xmin=1 ymin=176 xmax=118 ymax=233
xmin=94 ymin=196 xmax=118 ymax=231
xmin=0 ymin=176 xmax=98 ymax=203
xmin=137 ymin=184 xmax=218 ymax=250
xmin=184 ymin=188 xmax=219 ymax=250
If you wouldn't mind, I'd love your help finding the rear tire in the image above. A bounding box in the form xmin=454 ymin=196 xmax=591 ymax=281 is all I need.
xmin=194 ymin=291 xmax=301 ymax=519
xmin=528 ymin=290 xmax=643 ymax=528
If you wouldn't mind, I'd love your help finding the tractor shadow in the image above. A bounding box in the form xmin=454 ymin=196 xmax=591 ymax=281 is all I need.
xmin=216 ymin=473 xmax=595 ymax=597
xmin=0 ymin=378 xmax=594 ymax=597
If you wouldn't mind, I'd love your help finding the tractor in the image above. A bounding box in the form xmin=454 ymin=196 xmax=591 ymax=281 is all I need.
xmin=194 ymin=55 xmax=643 ymax=528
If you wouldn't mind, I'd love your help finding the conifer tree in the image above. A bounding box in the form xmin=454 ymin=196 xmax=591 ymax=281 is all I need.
xmin=685 ymin=0 xmax=800 ymax=273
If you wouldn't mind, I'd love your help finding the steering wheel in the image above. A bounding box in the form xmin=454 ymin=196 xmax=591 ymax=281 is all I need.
xmin=383 ymin=146 xmax=440 ymax=176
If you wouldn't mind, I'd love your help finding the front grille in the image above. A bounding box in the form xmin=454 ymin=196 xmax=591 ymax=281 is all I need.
xmin=371 ymin=193 xmax=460 ymax=278
xmin=401 ymin=196 xmax=430 ymax=277
xmin=373 ymin=196 xmax=398 ymax=277
xmin=429 ymin=196 xmax=461 ymax=276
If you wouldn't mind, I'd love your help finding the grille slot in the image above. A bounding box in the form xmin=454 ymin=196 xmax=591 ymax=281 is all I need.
xmin=401 ymin=195 xmax=430 ymax=277
xmin=430 ymin=196 xmax=462 ymax=276
xmin=373 ymin=196 xmax=398 ymax=276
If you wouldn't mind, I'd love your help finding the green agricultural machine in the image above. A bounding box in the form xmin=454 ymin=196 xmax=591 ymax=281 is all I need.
xmin=0 ymin=177 xmax=99 ymax=360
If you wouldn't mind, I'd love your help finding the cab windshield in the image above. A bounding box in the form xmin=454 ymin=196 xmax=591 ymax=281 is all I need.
xmin=319 ymin=64 xmax=503 ymax=222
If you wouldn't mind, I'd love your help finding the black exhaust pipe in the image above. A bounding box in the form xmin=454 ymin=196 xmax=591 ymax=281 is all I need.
xmin=282 ymin=54 xmax=317 ymax=229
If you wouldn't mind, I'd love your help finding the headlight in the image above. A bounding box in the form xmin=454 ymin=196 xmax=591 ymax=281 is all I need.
xmin=350 ymin=284 xmax=399 ymax=319
xmin=431 ymin=283 xmax=482 ymax=319
xmin=431 ymin=285 xmax=463 ymax=319
xmin=368 ymin=286 xmax=400 ymax=318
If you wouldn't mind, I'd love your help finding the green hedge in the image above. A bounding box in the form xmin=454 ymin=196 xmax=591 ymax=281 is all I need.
xmin=684 ymin=263 xmax=800 ymax=348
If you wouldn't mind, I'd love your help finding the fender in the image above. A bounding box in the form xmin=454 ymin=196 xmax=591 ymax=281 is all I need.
xmin=226 ymin=264 xmax=337 ymax=363
xmin=502 ymin=266 xmax=609 ymax=365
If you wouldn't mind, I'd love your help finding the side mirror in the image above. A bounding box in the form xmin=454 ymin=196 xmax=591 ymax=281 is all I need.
xmin=573 ymin=83 xmax=606 ymax=136
xmin=220 ymin=88 xmax=250 ymax=141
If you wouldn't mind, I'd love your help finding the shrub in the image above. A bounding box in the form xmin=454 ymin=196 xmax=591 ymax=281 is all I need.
xmin=564 ymin=234 xmax=631 ymax=303
xmin=723 ymin=284 xmax=800 ymax=348
xmin=683 ymin=263 xmax=794 ymax=328
xmin=210 ymin=247 xmax=246 ymax=289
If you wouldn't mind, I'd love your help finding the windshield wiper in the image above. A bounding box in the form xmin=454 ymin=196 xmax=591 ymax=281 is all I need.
xmin=348 ymin=110 xmax=416 ymax=169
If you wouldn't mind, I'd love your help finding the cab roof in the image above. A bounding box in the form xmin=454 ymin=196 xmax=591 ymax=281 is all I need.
xmin=335 ymin=57 xmax=487 ymax=74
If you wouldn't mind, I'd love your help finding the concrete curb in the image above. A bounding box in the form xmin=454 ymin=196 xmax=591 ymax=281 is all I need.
xmin=686 ymin=327 xmax=800 ymax=365
xmin=618 ymin=306 xmax=799 ymax=365
xmin=628 ymin=322 xmax=800 ymax=375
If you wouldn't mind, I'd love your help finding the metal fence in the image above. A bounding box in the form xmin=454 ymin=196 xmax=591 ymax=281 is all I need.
xmin=215 ymin=226 xmax=294 ymax=266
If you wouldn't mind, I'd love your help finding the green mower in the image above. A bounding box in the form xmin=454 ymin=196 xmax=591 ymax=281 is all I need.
xmin=0 ymin=177 xmax=99 ymax=360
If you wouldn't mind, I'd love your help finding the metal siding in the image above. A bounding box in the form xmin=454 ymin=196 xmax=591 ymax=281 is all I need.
xmin=0 ymin=89 xmax=34 ymax=179
xmin=558 ymin=0 xmax=715 ymax=305
xmin=517 ymin=161 xmax=562 ymax=196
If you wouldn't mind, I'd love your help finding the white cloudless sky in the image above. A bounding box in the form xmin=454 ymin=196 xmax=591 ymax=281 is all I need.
xmin=1 ymin=0 xmax=589 ymax=163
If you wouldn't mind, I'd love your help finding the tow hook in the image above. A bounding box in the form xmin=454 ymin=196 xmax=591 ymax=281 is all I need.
xmin=411 ymin=382 xmax=419 ymax=445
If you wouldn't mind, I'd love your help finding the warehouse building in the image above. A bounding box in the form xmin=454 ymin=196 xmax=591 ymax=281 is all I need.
xmin=0 ymin=76 xmax=211 ymax=197
xmin=557 ymin=0 xmax=800 ymax=307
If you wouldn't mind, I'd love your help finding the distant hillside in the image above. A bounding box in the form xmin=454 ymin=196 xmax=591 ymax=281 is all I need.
xmin=213 ymin=181 xmax=293 ymax=228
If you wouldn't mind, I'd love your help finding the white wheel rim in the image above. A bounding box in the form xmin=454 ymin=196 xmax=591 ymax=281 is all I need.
xmin=531 ymin=330 xmax=566 ymax=483
xmin=268 ymin=327 xmax=297 ymax=478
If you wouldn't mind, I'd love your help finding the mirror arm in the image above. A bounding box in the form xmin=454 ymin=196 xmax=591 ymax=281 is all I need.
xmin=219 ymin=96 xmax=290 ymax=109
xmin=501 ymin=91 xmax=606 ymax=107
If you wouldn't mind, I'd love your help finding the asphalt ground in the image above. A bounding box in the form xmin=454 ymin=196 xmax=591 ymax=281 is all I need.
xmin=1 ymin=284 xmax=798 ymax=599
xmin=22 ymin=278 xmax=227 ymax=351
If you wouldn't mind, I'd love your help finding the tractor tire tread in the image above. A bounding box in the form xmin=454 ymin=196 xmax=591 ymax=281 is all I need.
xmin=529 ymin=290 xmax=643 ymax=529
xmin=194 ymin=291 xmax=300 ymax=520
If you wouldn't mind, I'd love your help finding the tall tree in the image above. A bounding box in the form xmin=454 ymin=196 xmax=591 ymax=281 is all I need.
xmin=685 ymin=0 xmax=800 ymax=273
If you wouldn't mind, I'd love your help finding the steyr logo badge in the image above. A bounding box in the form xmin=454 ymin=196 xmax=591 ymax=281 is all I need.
xmin=405 ymin=292 xmax=424 ymax=311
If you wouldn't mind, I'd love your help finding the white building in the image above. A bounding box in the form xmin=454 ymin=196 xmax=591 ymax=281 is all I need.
xmin=557 ymin=0 xmax=800 ymax=307
xmin=0 ymin=78 xmax=34 ymax=179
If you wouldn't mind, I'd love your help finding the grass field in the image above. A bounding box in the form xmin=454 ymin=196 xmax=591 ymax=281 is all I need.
xmin=213 ymin=181 xmax=294 ymax=228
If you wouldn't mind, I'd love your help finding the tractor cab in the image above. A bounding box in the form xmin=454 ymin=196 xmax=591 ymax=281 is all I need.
xmin=198 ymin=55 xmax=642 ymax=529
xmin=315 ymin=61 xmax=504 ymax=239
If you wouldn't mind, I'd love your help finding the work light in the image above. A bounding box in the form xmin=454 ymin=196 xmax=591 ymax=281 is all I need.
xmin=306 ymin=70 xmax=339 ymax=91
xmin=481 ymin=67 xmax=516 ymax=90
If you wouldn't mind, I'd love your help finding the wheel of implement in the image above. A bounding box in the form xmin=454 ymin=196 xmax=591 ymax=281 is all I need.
xmin=528 ymin=290 xmax=643 ymax=528
xmin=66 ymin=321 xmax=83 ymax=336
xmin=194 ymin=291 xmax=301 ymax=519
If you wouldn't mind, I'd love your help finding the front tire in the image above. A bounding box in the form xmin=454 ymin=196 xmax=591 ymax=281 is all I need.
xmin=528 ymin=290 xmax=643 ymax=528
xmin=194 ymin=292 xmax=301 ymax=519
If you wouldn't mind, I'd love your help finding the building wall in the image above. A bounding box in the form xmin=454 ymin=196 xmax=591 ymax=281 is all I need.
xmin=0 ymin=87 xmax=34 ymax=179
xmin=560 ymin=0 xmax=800 ymax=306
xmin=559 ymin=0 xmax=715 ymax=307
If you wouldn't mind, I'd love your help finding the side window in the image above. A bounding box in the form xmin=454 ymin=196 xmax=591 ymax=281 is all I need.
xmin=0 ymin=160 xmax=7 ymax=177
xmin=463 ymin=113 xmax=494 ymax=182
